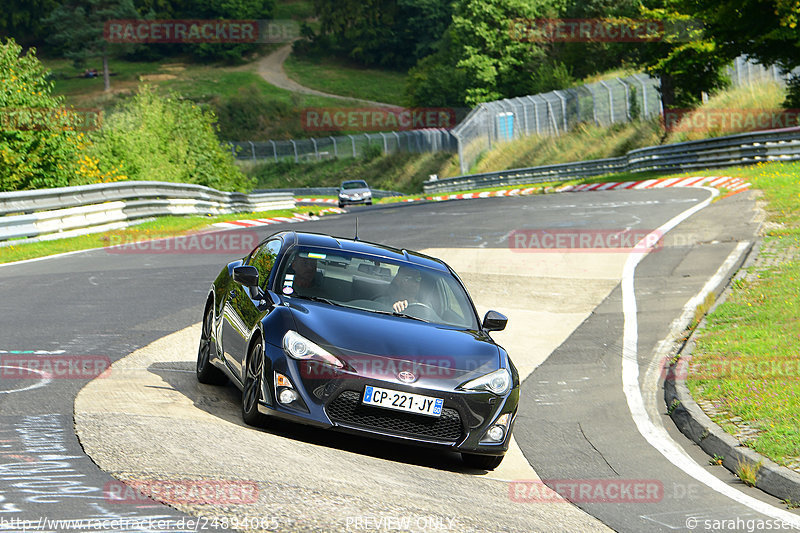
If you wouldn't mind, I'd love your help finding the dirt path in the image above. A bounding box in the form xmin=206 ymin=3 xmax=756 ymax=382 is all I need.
xmin=255 ymin=43 xmax=394 ymax=107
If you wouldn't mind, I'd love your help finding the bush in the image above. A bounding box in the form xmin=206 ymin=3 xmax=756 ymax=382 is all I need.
xmin=0 ymin=39 xmax=89 ymax=191
xmin=89 ymin=86 xmax=252 ymax=191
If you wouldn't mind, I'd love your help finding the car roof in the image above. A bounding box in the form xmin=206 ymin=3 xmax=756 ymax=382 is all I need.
xmin=275 ymin=231 xmax=450 ymax=273
xmin=341 ymin=180 xmax=368 ymax=186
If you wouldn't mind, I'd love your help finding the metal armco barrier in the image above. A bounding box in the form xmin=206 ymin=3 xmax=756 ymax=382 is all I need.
xmin=0 ymin=181 xmax=295 ymax=244
xmin=423 ymin=127 xmax=800 ymax=193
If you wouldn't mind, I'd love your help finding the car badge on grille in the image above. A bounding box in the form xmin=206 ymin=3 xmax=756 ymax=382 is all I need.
xmin=398 ymin=371 xmax=417 ymax=383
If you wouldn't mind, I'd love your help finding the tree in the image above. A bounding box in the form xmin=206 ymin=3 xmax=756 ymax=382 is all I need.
xmin=668 ymin=0 xmax=800 ymax=107
xmin=0 ymin=0 xmax=59 ymax=47
xmin=309 ymin=0 xmax=451 ymax=69
xmin=89 ymin=86 xmax=251 ymax=191
xmin=633 ymin=6 xmax=733 ymax=110
xmin=183 ymin=0 xmax=275 ymax=63
xmin=43 ymin=0 xmax=139 ymax=92
xmin=449 ymin=0 xmax=561 ymax=105
xmin=0 ymin=39 xmax=90 ymax=191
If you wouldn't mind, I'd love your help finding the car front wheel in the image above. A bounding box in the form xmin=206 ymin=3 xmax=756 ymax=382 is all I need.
xmin=197 ymin=304 xmax=227 ymax=385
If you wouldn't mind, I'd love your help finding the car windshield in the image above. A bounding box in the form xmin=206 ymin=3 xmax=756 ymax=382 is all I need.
xmin=277 ymin=247 xmax=478 ymax=329
xmin=342 ymin=181 xmax=368 ymax=190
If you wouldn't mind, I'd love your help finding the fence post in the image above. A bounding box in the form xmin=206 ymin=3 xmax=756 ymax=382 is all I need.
xmin=290 ymin=140 xmax=298 ymax=163
xmin=269 ymin=140 xmax=277 ymax=162
xmin=311 ymin=137 xmax=318 ymax=160
xmin=348 ymin=135 xmax=356 ymax=157
xmin=599 ymin=80 xmax=614 ymax=123
xmin=380 ymin=132 xmax=388 ymax=154
xmin=553 ymin=90 xmax=567 ymax=132
xmin=527 ymin=96 xmax=540 ymax=134
xmin=633 ymin=74 xmax=648 ymax=118
xmin=392 ymin=131 xmax=401 ymax=153
xmin=588 ymin=85 xmax=598 ymax=125
xmin=618 ymin=79 xmax=630 ymax=121
xmin=248 ymin=141 xmax=256 ymax=161
xmin=330 ymin=136 xmax=337 ymax=158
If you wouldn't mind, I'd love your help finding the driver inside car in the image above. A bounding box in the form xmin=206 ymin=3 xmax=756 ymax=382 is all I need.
xmin=376 ymin=266 xmax=426 ymax=313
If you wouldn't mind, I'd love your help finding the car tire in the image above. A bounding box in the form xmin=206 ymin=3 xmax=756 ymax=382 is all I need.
xmin=242 ymin=338 xmax=268 ymax=427
xmin=338 ymin=203 xmax=344 ymax=208
xmin=461 ymin=453 xmax=504 ymax=470
xmin=196 ymin=304 xmax=227 ymax=385
xmin=366 ymin=201 xmax=372 ymax=206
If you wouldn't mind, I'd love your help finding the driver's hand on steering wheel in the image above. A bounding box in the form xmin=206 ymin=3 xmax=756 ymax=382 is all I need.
xmin=392 ymin=300 xmax=408 ymax=313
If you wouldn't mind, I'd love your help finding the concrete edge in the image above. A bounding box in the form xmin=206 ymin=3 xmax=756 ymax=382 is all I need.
xmin=663 ymin=238 xmax=800 ymax=503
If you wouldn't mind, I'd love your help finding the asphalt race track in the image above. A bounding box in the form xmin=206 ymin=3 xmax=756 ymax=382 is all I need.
xmin=1 ymin=188 xmax=798 ymax=532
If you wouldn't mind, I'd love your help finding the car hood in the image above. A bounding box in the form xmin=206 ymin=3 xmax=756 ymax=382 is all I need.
xmin=285 ymin=300 xmax=500 ymax=378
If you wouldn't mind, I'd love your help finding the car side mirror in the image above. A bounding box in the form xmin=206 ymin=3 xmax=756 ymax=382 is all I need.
xmin=233 ymin=265 xmax=259 ymax=288
xmin=482 ymin=310 xmax=507 ymax=332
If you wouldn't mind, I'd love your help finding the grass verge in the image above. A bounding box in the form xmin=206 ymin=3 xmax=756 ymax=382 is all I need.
xmin=685 ymin=160 xmax=800 ymax=467
xmin=0 ymin=206 xmax=326 ymax=265
xmin=283 ymin=54 xmax=407 ymax=106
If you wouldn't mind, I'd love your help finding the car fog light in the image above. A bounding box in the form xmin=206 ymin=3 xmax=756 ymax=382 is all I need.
xmin=279 ymin=389 xmax=299 ymax=404
xmin=486 ymin=425 xmax=505 ymax=442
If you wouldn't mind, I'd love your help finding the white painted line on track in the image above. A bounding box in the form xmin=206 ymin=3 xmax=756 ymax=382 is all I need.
xmin=621 ymin=187 xmax=800 ymax=526
xmin=0 ymin=365 xmax=52 ymax=394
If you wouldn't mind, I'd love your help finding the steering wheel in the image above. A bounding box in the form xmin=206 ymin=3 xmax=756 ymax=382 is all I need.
xmin=403 ymin=302 xmax=438 ymax=320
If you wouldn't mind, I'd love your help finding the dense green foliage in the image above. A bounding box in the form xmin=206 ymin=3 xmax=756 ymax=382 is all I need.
xmin=90 ymin=86 xmax=252 ymax=190
xmin=0 ymin=39 xmax=87 ymax=191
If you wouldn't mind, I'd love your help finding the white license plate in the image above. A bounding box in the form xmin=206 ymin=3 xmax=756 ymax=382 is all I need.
xmin=362 ymin=386 xmax=444 ymax=418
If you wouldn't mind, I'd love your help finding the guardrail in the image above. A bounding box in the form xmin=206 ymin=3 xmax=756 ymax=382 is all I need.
xmin=0 ymin=181 xmax=295 ymax=245
xmin=255 ymin=187 xmax=404 ymax=199
xmin=424 ymin=127 xmax=800 ymax=193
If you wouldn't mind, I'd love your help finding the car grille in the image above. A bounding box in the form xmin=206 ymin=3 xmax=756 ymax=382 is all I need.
xmin=326 ymin=391 xmax=463 ymax=442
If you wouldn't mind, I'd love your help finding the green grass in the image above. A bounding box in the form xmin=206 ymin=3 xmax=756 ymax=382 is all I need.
xmin=283 ymin=54 xmax=407 ymax=106
xmin=273 ymin=0 xmax=315 ymax=20
xmin=685 ymin=160 xmax=800 ymax=466
xmin=246 ymin=150 xmax=453 ymax=193
xmin=0 ymin=206 xmax=326 ymax=265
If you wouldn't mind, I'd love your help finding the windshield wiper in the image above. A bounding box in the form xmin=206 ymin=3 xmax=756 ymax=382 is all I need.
xmin=369 ymin=309 xmax=431 ymax=323
xmin=292 ymin=295 xmax=340 ymax=307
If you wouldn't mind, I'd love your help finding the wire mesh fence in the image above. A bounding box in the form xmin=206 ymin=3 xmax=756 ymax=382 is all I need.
xmin=230 ymin=129 xmax=457 ymax=163
xmin=231 ymin=56 xmax=799 ymax=173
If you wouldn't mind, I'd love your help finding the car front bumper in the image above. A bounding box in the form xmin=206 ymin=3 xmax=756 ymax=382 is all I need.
xmin=257 ymin=348 xmax=519 ymax=455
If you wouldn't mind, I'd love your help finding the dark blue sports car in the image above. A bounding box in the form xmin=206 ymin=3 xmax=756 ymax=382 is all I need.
xmin=197 ymin=231 xmax=519 ymax=469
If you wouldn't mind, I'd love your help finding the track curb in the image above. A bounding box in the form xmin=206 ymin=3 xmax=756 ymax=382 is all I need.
xmin=663 ymin=239 xmax=800 ymax=504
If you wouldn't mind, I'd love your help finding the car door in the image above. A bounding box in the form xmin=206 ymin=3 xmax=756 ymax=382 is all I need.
xmin=221 ymin=238 xmax=281 ymax=383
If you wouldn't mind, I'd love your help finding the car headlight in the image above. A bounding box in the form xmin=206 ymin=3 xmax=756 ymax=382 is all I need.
xmin=460 ymin=368 xmax=512 ymax=395
xmin=282 ymin=331 xmax=343 ymax=368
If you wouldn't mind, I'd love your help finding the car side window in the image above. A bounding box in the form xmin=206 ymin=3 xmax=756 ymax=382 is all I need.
xmin=249 ymin=239 xmax=281 ymax=289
